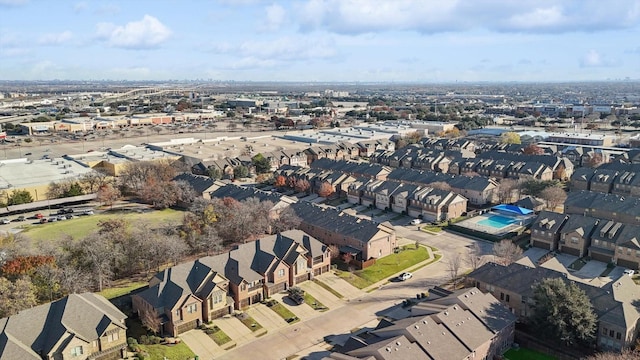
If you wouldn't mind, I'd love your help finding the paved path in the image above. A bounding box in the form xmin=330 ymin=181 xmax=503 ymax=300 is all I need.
xmin=180 ymin=329 xmax=220 ymax=360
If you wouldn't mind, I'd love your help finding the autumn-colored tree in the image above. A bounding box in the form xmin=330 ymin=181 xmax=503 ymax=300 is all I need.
xmin=97 ymin=183 xmax=121 ymax=209
xmin=317 ymin=182 xmax=335 ymax=197
xmin=287 ymin=176 xmax=297 ymax=189
xmin=500 ymin=131 xmax=521 ymax=144
xmin=274 ymin=175 xmax=287 ymax=188
xmin=295 ymin=179 xmax=311 ymax=193
xmin=523 ymin=144 xmax=545 ymax=155
xmin=1 ymin=255 xmax=55 ymax=278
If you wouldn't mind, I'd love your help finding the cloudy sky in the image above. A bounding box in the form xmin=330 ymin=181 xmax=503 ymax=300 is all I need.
xmin=1 ymin=0 xmax=639 ymax=82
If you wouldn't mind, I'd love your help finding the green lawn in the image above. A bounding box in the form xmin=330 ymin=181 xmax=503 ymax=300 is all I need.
xmin=312 ymin=279 xmax=344 ymax=299
xmin=304 ymin=292 xmax=327 ymax=311
xmin=238 ymin=314 xmax=264 ymax=332
xmin=504 ymin=348 xmax=557 ymax=360
xmin=336 ymin=245 xmax=431 ymax=289
xmin=421 ymin=224 xmax=443 ymax=233
xmin=206 ymin=327 xmax=232 ymax=346
xmin=138 ymin=342 xmax=195 ymax=360
xmin=98 ymin=280 xmax=147 ymax=299
xmin=20 ymin=208 xmax=184 ymax=242
xmin=267 ymin=300 xmax=299 ymax=323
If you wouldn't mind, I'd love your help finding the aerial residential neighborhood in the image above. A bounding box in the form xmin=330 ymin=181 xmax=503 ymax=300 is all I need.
xmin=2 ymin=1 xmax=640 ymax=359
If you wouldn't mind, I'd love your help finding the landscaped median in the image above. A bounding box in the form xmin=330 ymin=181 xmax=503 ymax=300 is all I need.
xmin=236 ymin=312 xmax=267 ymax=336
xmin=201 ymin=324 xmax=235 ymax=349
xmin=335 ymin=244 xmax=438 ymax=289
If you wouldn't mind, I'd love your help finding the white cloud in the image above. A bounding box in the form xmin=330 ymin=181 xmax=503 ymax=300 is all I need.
xmin=38 ymin=31 xmax=73 ymax=45
xmin=260 ymin=3 xmax=286 ymax=31
xmin=95 ymin=15 xmax=172 ymax=49
xmin=580 ymin=49 xmax=618 ymax=67
xmin=294 ymin=0 xmax=640 ymax=34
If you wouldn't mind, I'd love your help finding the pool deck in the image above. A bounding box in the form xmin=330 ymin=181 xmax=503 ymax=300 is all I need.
xmin=455 ymin=212 xmax=535 ymax=236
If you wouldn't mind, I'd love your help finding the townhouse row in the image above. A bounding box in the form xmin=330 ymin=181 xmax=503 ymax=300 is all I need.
xmin=309 ymin=158 xmax=498 ymax=205
xmin=132 ymin=230 xmax=331 ymax=337
xmin=326 ymin=287 xmax=517 ymax=360
xmin=530 ymin=210 xmax=640 ymax=270
xmin=571 ymin=162 xmax=640 ymax=196
xmin=190 ymin=139 xmax=395 ymax=178
xmin=468 ymin=262 xmax=640 ymax=352
xmin=208 ymin=183 xmax=398 ymax=263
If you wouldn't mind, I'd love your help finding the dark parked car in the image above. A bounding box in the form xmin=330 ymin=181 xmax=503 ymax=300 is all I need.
xmin=287 ymin=287 xmax=305 ymax=305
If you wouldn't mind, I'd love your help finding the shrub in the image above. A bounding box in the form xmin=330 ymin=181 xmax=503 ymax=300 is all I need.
xmin=127 ymin=337 xmax=140 ymax=352
xmin=139 ymin=335 xmax=149 ymax=345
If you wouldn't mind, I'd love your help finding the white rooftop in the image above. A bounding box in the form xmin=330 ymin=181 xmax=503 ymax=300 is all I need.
xmin=0 ymin=157 xmax=94 ymax=189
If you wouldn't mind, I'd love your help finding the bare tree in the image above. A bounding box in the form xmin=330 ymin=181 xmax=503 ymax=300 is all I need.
xmin=493 ymin=239 xmax=523 ymax=265
xmin=466 ymin=242 xmax=485 ymax=271
xmin=0 ymin=276 xmax=38 ymax=317
xmin=446 ymin=253 xmax=463 ymax=288
xmin=496 ymin=178 xmax=519 ymax=203
xmin=586 ymin=349 xmax=640 ymax=360
xmin=428 ymin=181 xmax=452 ymax=191
xmin=139 ymin=307 xmax=163 ymax=334
xmin=540 ymin=186 xmax=567 ymax=211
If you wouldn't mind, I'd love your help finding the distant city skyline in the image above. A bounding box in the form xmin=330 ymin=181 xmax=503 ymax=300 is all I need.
xmin=1 ymin=0 xmax=639 ymax=82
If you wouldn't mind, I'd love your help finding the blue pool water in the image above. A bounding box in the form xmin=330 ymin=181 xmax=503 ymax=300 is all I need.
xmin=477 ymin=214 xmax=517 ymax=229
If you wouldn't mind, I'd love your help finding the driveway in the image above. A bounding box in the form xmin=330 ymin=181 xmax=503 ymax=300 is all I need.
xmin=212 ymin=316 xmax=254 ymax=344
xmin=298 ymin=280 xmax=343 ymax=309
xmin=246 ymin=303 xmax=288 ymax=332
xmin=273 ymin=292 xmax=319 ymax=320
xmin=180 ymin=329 xmax=220 ymax=360
xmin=574 ymin=260 xmax=608 ymax=279
xmin=522 ymin=247 xmax=550 ymax=264
xmin=554 ymin=253 xmax=578 ymax=268
xmin=314 ymin=272 xmax=364 ymax=300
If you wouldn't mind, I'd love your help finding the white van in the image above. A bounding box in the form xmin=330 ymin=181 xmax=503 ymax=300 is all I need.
xmin=411 ymin=219 xmax=422 ymax=225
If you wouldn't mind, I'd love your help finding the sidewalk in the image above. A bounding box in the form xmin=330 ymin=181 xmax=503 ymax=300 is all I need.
xmin=361 ymin=243 xmax=442 ymax=293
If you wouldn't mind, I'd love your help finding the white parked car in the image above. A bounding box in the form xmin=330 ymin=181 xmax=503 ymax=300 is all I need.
xmin=411 ymin=219 xmax=422 ymax=225
xmin=624 ymin=269 xmax=635 ymax=277
xmin=1 ymin=218 xmax=10 ymax=224
xmin=398 ymin=272 xmax=413 ymax=281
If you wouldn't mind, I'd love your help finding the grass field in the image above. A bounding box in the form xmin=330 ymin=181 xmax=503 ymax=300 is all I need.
xmin=336 ymin=245 xmax=431 ymax=289
xmin=20 ymin=208 xmax=184 ymax=242
xmin=98 ymin=280 xmax=147 ymax=299
xmin=138 ymin=342 xmax=195 ymax=360
xmin=504 ymin=348 xmax=557 ymax=360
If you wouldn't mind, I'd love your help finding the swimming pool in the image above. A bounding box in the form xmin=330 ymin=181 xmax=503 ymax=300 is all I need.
xmin=477 ymin=214 xmax=517 ymax=229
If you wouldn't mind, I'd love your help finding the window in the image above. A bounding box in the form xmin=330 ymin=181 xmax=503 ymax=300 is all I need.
xmin=108 ymin=332 xmax=119 ymax=342
xmin=616 ymin=332 xmax=622 ymax=340
xmin=500 ymin=292 xmax=504 ymax=300
xmin=187 ymin=303 xmax=197 ymax=314
xmin=505 ymin=294 xmax=510 ymax=302
xmin=602 ymin=327 xmax=608 ymax=335
xmin=610 ymin=330 xmax=615 ymax=337
xmin=277 ymin=269 xmax=285 ymax=277
xmin=521 ymin=296 xmax=527 ymax=304
xmin=175 ymin=309 xmax=180 ymax=317
xmin=71 ymin=346 xmax=83 ymax=357
xmin=571 ymin=237 xmax=579 ymax=244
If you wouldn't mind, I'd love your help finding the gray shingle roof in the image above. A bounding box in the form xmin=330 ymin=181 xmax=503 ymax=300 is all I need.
xmin=0 ymin=293 xmax=126 ymax=359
